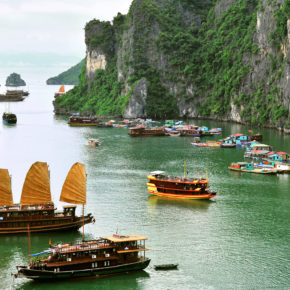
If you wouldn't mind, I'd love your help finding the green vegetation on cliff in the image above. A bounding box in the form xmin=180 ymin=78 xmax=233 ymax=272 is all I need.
xmin=54 ymin=0 xmax=289 ymax=129
xmin=47 ymin=59 xmax=85 ymax=85
xmin=55 ymin=57 xmax=124 ymax=115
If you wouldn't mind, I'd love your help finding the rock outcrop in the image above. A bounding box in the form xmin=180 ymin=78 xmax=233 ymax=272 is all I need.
xmin=6 ymin=73 xmax=26 ymax=87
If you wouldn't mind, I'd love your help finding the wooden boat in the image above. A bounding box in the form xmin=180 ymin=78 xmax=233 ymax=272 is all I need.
xmin=191 ymin=141 xmax=221 ymax=147
xmin=128 ymin=126 xmax=165 ymax=136
xmin=220 ymin=140 xmax=236 ymax=148
xmin=2 ymin=112 xmax=17 ymax=124
xmin=228 ymin=162 xmax=278 ymax=174
xmin=147 ymin=171 xmax=217 ymax=199
xmin=0 ymin=90 xmax=25 ymax=102
xmin=15 ymin=234 xmax=150 ymax=280
xmin=54 ymin=85 xmax=65 ymax=98
xmin=177 ymin=128 xmax=200 ymax=137
xmin=68 ymin=115 xmax=100 ymax=127
xmin=0 ymin=162 xmax=94 ymax=234
xmin=88 ymin=139 xmax=100 ymax=146
xmin=154 ymin=264 xmax=178 ymax=270
xmin=250 ymin=134 xmax=263 ymax=141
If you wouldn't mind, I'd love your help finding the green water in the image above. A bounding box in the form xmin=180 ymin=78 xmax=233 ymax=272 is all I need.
xmin=0 ymin=70 xmax=289 ymax=289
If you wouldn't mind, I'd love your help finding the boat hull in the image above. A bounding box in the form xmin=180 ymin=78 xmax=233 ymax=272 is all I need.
xmin=16 ymin=258 xmax=151 ymax=281
xmin=228 ymin=167 xmax=277 ymax=174
xmin=148 ymin=190 xmax=216 ymax=200
xmin=147 ymin=183 xmax=216 ymax=199
xmin=0 ymin=215 xmax=93 ymax=235
xmin=69 ymin=123 xmax=97 ymax=127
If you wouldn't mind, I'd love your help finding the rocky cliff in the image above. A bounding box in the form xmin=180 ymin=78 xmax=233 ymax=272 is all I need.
xmin=54 ymin=0 xmax=290 ymax=132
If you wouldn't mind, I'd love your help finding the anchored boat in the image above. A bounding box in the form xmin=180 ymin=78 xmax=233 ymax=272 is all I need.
xmin=0 ymin=162 xmax=94 ymax=234
xmin=228 ymin=162 xmax=278 ymax=174
xmin=154 ymin=264 xmax=178 ymax=270
xmin=15 ymin=234 xmax=150 ymax=280
xmin=147 ymin=171 xmax=217 ymax=199
xmin=2 ymin=112 xmax=17 ymax=124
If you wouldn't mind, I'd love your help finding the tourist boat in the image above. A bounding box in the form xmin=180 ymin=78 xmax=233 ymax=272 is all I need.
xmin=54 ymin=85 xmax=65 ymax=98
xmin=2 ymin=112 xmax=17 ymax=124
xmin=0 ymin=162 xmax=94 ymax=234
xmin=88 ymin=139 xmax=100 ymax=146
xmin=15 ymin=234 xmax=150 ymax=280
xmin=228 ymin=162 xmax=278 ymax=174
xmin=128 ymin=126 xmax=165 ymax=136
xmin=0 ymin=90 xmax=25 ymax=102
xmin=147 ymin=171 xmax=217 ymax=199
xmin=68 ymin=115 xmax=100 ymax=126
xmin=154 ymin=264 xmax=178 ymax=270
xmin=220 ymin=140 xmax=236 ymax=148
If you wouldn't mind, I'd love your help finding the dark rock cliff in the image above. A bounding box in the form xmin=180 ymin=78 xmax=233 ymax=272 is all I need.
xmin=6 ymin=73 xmax=26 ymax=87
xmin=54 ymin=0 xmax=290 ymax=133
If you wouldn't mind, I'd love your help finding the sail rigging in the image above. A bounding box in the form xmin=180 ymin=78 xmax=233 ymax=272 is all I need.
xmin=20 ymin=162 xmax=51 ymax=205
xmin=0 ymin=169 xmax=13 ymax=206
xmin=60 ymin=162 xmax=86 ymax=205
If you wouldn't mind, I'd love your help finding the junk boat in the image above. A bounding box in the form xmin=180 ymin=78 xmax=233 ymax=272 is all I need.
xmin=0 ymin=162 xmax=94 ymax=234
xmin=2 ymin=112 xmax=17 ymax=124
xmin=0 ymin=90 xmax=26 ymax=102
xmin=147 ymin=171 xmax=217 ymax=199
xmin=154 ymin=264 xmax=178 ymax=270
xmin=228 ymin=162 xmax=278 ymax=174
xmin=128 ymin=126 xmax=165 ymax=136
xmin=54 ymin=85 xmax=65 ymax=98
xmin=15 ymin=234 xmax=150 ymax=280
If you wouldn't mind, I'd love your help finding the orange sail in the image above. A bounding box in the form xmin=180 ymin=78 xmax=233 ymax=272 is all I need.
xmin=20 ymin=162 xmax=51 ymax=205
xmin=59 ymin=85 xmax=65 ymax=93
xmin=0 ymin=169 xmax=13 ymax=206
xmin=59 ymin=162 xmax=86 ymax=205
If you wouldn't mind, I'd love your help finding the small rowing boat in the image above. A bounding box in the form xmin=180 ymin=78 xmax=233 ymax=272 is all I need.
xmin=154 ymin=264 xmax=178 ymax=270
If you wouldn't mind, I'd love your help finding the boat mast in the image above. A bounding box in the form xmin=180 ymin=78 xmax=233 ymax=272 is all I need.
xmin=82 ymin=204 xmax=85 ymax=242
xmin=27 ymin=224 xmax=31 ymax=262
xmin=184 ymin=160 xmax=186 ymax=179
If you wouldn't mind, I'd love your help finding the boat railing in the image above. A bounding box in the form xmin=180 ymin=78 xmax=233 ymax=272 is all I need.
xmin=0 ymin=203 xmax=54 ymax=212
xmin=154 ymin=176 xmax=206 ymax=183
xmin=53 ymin=240 xmax=112 ymax=253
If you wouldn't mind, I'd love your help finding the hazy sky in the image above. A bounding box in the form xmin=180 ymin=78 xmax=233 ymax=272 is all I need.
xmin=0 ymin=0 xmax=132 ymax=58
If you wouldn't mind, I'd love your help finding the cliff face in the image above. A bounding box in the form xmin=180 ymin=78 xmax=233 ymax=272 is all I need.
xmin=54 ymin=0 xmax=290 ymax=132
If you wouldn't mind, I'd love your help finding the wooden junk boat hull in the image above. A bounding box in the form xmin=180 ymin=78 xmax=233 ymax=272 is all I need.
xmin=0 ymin=212 xmax=93 ymax=235
xmin=0 ymin=95 xmax=25 ymax=102
xmin=16 ymin=259 xmax=150 ymax=281
xmin=147 ymin=187 xmax=216 ymax=199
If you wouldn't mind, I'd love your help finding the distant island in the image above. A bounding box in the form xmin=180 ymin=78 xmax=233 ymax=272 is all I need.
xmin=46 ymin=59 xmax=85 ymax=85
xmin=6 ymin=73 xmax=26 ymax=87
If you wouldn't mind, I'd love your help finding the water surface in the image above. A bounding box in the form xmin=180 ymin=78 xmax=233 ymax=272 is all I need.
xmin=0 ymin=68 xmax=289 ymax=289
